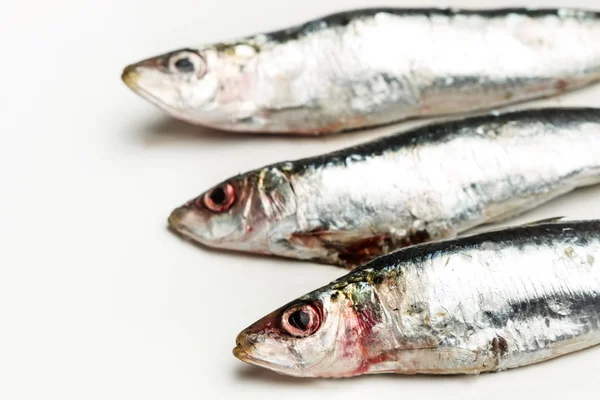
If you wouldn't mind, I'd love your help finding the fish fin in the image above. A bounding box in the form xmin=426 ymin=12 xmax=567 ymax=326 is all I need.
xmin=289 ymin=229 xmax=392 ymax=268
xmin=482 ymin=208 xmax=528 ymax=225
xmin=522 ymin=216 xmax=565 ymax=226
xmin=481 ymin=185 xmax=573 ymax=225
xmin=289 ymin=228 xmax=431 ymax=269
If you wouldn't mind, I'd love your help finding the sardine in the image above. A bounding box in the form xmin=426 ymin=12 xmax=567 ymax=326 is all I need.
xmin=233 ymin=220 xmax=600 ymax=377
xmin=168 ymin=108 xmax=600 ymax=267
xmin=123 ymin=8 xmax=600 ymax=134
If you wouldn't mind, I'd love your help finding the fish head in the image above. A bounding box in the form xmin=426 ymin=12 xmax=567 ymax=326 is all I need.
xmin=168 ymin=166 xmax=297 ymax=254
xmin=233 ymin=278 xmax=387 ymax=378
xmin=122 ymin=45 xmax=259 ymax=129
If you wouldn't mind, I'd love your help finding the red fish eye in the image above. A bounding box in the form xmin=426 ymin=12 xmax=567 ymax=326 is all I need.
xmin=200 ymin=183 xmax=235 ymax=212
xmin=281 ymin=303 xmax=321 ymax=337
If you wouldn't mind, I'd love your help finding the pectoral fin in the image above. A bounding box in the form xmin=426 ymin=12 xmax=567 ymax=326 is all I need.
xmin=289 ymin=227 xmax=431 ymax=268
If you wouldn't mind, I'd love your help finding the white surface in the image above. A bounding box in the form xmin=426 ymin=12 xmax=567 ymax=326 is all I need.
xmin=3 ymin=0 xmax=600 ymax=398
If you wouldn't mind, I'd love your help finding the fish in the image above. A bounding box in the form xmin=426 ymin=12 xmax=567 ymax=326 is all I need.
xmin=168 ymin=108 xmax=600 ymax=267
xmin=233 ymin=220 xmax=600 ymax=377
xmin=123 ymin=8 xmax=600 ymax=134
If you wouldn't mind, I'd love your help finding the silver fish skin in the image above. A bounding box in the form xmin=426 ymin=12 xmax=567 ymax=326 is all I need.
xmin=233 ymin=220 xmax=600 ymax=377
xmin=169 ymin=108 xmax=600 ymax=267
xmin=124 ymin=8 xmax=600 ymax=134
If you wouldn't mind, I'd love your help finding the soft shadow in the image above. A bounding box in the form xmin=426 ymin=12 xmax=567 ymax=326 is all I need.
xmin=166 ymin=224 xmax=339 ymax=269
xmin=140 ymin=117 xmax=263 ymax=146
xmin=234 ymin=364 xmax=318 ymax=386
xmin=137 ymin=116 xmax=366 ymax=147
xmin=234 ymin=363 xmax=479 ymax=385
xmin=133 ymin=97 xmax=586 ymax=148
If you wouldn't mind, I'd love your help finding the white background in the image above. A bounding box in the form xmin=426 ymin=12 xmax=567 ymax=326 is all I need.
xmin=2 ymin=0 xmax=600 ymax=399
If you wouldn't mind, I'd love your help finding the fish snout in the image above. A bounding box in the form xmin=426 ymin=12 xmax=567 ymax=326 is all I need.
xmin=233 ymin=331 xmax=256 ymax=363
xmin=168 ymin=207 xmax=196 ymax=237
xmin=167 ymin=205 xmax=217 ymax=245
xmin=121 ymin=65 xmax=140 ymax=89
xmin=168 ymin=208 xmax=183 ymax=230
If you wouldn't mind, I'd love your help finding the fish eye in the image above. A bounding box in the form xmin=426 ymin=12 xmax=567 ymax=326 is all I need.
xmin=168 ymin=51 xmax=206 ymax=76
xmin=175 ymin=58 xmax=195 ymax=72
xmin=200 ymin=183 xmax=235 ymax=212
xmin=281 ymin=303 xmax=321 ymax=337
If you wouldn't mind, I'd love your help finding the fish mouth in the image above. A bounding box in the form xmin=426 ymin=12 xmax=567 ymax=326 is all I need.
xmin=168 ymin=208 xmax=182 ymax=229
xmin=167 ymin=206 xmax=248 ymax=250
xmin=233 ymin=335 xmax=266 ymax=366
xmin=233 ymin=338 xmax=305 ymax=377
xmin=121 ymin=69 xmax=209 ymax=126
xmin=121 ymin=65 xmax=165 ymax=105
xmin=232 ymin=343 xmax=254 ymax=364
xmin=232 ymin=334 xmax=265 ymax=366
xmin=121 ymin=65 xmax=182 ymax=115
xmin=120 ymin=62 xmax=224 ymax=128
xmin=168 ymin=209 xmax=201 ymax=241
xmin=121 ymin=65 xmax=140 ymax=89
xmin=167 ymin=208 xmax=223 ymax=247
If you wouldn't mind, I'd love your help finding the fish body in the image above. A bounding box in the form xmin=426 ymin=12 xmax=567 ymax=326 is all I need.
xmin=234 ymin=220 xmax=600 ymax=377
xmin=124 ymin=8 xmax=600 ymax=134
xmin=169 ymin=108 xmax=600 ymax=267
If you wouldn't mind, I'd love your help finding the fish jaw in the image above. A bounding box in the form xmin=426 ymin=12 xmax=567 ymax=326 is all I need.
xmin=232 ymin=328 xmax=315 ymax=377
xmin=232 ymin=342 xmax=251 ymax=363
xmin=121 ymin=62 xmax=200 ymax=123
xmin=121 ymin=48 xmax=230 ymax=127
xmin=167 ymin=203 xmax=243 ymax=249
